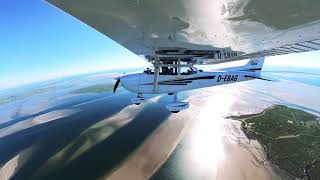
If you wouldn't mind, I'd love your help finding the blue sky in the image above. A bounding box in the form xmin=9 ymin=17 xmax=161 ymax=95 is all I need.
xmin=0 ymin=0 xmax=147 ymax=89
xmin=0 ymin=0 xmax=319 ymax=90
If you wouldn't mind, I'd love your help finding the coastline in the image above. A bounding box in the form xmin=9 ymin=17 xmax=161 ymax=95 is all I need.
xmin=229 ymin=104 xmax=320 ymax=179
xmin=222 ymin=118 xmax=282 ymax=180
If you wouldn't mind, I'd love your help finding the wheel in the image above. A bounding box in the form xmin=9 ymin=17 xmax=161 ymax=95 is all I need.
xmin=168 ymin=93 xmax=174 ymax=96
xmin=171 ymin=111 xmax=180 ymax=113
xmin=135 ymin=103 xmax=140 ymax=105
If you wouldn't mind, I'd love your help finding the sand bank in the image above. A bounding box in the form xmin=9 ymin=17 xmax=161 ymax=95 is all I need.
xmin=104 ymin=100 xmax=201 ymax=180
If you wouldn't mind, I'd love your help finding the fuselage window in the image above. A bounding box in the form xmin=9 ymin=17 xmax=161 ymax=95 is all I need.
xmin=180 ymin=67 xmax=197 ymax=75
xmin=144 ymin=67 xmax=196 ymax=75
xmin=160 ymin=67 xmax=176 ymax=75
xmin=144 ymin=68 xmax=153 ymax=74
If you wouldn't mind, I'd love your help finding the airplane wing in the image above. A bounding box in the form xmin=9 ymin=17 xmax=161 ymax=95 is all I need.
xmin=46 ymin=0 xmax=320 ymax=64
xmin=205 ymin=39 xmax=320 ymax=64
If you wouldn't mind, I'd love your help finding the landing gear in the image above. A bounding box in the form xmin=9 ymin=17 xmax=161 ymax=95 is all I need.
xmin=131 ymin=93 xmax=145 ymax=105
xmin=166 ymin=93 xmax=189 ymax=113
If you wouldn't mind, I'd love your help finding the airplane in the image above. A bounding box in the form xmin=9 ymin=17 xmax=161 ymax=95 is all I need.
xmin=113 ymin=57 xmax=265 ymax=113
xmin=46 ymin=0 xmax=320 ymax=113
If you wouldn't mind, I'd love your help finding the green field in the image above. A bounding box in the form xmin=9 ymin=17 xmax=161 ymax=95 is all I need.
xmin=234 ymin=105 xmax=320 ymax=179
xmin=71 ymin=84 xmax=114 ymax=94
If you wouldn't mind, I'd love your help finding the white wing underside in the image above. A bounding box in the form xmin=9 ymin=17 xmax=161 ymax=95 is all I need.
xmin=46 ymin=0 xmax=320 ymax=64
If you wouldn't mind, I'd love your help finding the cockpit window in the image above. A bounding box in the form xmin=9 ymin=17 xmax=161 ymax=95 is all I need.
xmin=144 ymin=68 xmax=153 ymax=74
xmin=160 ymin=67 xmax=175 ymax=75
xmin=144 ymin=67 xmax=197 ymax=75
xmin=180 ymin=67 xmax=197 ymax=75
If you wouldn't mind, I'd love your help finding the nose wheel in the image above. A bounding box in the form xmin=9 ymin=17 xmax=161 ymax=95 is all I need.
xmin=166 ymin=93 xmax=189 ymax=113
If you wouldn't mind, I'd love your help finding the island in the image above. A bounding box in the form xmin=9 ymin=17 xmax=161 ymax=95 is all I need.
xmin=70 ymin=84 xmax=114 ymax=94
xmin=229 ymin=105 xmax=320 ymax=180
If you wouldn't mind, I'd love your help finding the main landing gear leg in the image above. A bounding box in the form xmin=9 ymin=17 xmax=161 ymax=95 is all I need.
xmin=131 ymin=93 xmax=145 ymax=105
xmin=174 ymin=93 xmax=178 ymax=103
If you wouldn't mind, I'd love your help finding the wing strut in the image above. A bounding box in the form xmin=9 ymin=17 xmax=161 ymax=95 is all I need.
xmin=153 ymin=55 xmax=160 ymax=93
xmin=177 ymin=59 xmax=181 ymax=76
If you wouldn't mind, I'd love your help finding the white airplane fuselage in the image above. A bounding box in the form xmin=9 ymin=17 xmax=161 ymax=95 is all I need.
xmin=119 ymin=69 xmax=258 ymax=94
xmin=113 ymin=57 xmax=265 ymax=112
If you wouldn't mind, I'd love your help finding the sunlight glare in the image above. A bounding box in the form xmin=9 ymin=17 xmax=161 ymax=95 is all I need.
xmin=189 ymin=89 xmax=236 ymax=171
